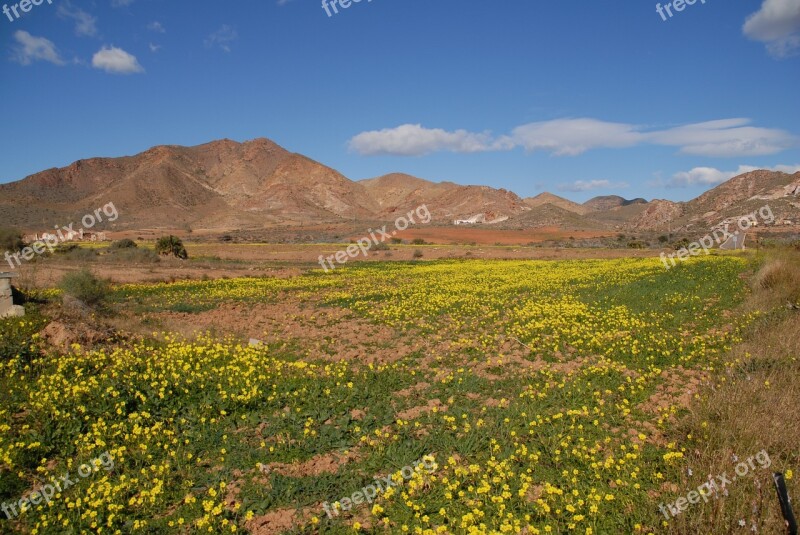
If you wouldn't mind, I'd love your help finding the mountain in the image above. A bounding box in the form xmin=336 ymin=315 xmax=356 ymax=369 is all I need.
xmin=0 ymin=138 xmax=381 ymax=230
xmin=499 ymin=203 xmax=610 ymax=230
xmin=583 ymin=195 xmax=648 ymax=212
xmin=630 ymin=170 xmax=800 ymax=231
xmin=360 ymin=173 xmax=528 ymax=221
xmin=1 ymin=137 xmax=797 ymax=235
xmin=523 ymin=193 xmax=588 ymax=215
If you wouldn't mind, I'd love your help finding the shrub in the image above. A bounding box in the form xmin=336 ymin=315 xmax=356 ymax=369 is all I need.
xmin=673 ymin=238 xmax=691 ymax=250
xmin=412 ymin=249 xmax=424 ymax=259
xmin=658 ymin=235 xmax=669 ymax=244
xmin=110 ymin=238 xmax=137 ymax=249
xmin=373 ymin=242 xmax=390 ymax=251
xmin=390 ymin=237 xmax=403 ymax=244
xmin=111 ymin=248 xmax=160 ymax=264
xmin=59 ymin=269 xmax=109 ymax=305
xmin=411 ymin=238 xmax=426 ymax=245
xmin=155 ymin=236 xmax=188 ymax=259
xmin=0 ymin=227 xmax=24 ymax=253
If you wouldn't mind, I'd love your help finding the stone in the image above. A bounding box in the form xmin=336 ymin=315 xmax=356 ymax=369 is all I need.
xmin=0 ymin=273 xmax=22 ymax=319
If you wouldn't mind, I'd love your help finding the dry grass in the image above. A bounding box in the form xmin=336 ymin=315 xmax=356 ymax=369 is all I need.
xmin=666 ymin=248 xmax=800 ymax=534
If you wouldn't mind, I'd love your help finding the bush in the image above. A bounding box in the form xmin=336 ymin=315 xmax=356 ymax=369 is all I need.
xmin=373 ymin=242 xmax=390 ymax=251
xmin=54 ymin=243 xmax=80 ymax=254
xmin=59 ymin=269 xmax=109 ymax=305
xmin=673 ymin=238 xmax=691 ymax=250
xmin=658 ymin=235 xmax=669 ymax=244
xmin=0 ymin=227 xmax=24 ymax=253
xmin=412 ymin=249 xmax=424 ymax=259
xmin=110 ymin=239 xmax=137 ymax=249
xmin=155 ymin=236 xmax=188 ymax=259
xmin=110 ymin=248 xmax=160 ymax=264
xmin=411 ymin=238 xmax=426 ymax=245
xmin=390 ymin=237 xmax=403 ymax=244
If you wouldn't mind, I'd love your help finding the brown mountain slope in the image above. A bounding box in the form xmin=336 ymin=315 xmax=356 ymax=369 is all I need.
xmin=629 ymin=170 xmax=800 ymax=231
xmin=523 ymin=193 xmax=588 ymax=215
xmin=0 ymin=138 xmax=377 ymax=230
xmin=583 ymin=195 xmax=648 ymax=212
xmin=499 ymin=204 xmax=613 ymax=231
xmin=360 ymin=173 xmax=529 ymax=221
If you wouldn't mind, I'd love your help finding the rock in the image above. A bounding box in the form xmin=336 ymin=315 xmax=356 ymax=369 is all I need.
xmin=1 ymin=305 xmax=25 ymax=319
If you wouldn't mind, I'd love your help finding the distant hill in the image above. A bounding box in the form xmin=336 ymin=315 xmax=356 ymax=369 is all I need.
xmin=630 ymin=170 xmax=800 ymax=230
xmin=583 ymin=195 xmax=648 ymax=212
xmin=360 ymin=173 xmax=528 ymax=221
xmin=1 ymin=137 xmax=797 ymax=235
xmin=523 ymin=193 xmax=588 ymax=215
xmin=0 ymin=138 xmax=377 ymax=231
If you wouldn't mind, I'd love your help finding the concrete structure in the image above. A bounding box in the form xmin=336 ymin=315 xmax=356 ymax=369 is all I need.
xmin=0 ymin=273 xmax=25 ymax=319
xmin=719 ymin=233 xmax=747 ymax=251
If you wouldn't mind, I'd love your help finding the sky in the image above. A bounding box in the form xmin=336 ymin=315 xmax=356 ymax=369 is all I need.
xmin=1 ymin=0 xmax=799 ymax=203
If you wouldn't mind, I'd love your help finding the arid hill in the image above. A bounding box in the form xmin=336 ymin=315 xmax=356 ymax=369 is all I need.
xmin=1 ymin=137 xmax=797 ymax=235
xmin=523 ymin=193 xmax=588 ymax=215
xmin=0 ymin=138 xmax=378 ymax=231
xmin=360 ymin=173 xmax=529 ymax=221
xmin=583 ymin=195 xmax=648 ymax=212
xmin=630 ymin=170 xmax=800 ymax=230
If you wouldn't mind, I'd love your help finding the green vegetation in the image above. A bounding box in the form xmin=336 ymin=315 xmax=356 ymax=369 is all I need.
xmin=155 ymin=235 xmax=188 ymax=259
xmin=0 ymin=255 xmax=795 ymax=533
xmin=0 ymin=227 xmax=24 ymax=254
xmin=58 ymin=269 xmax=109 ymax=305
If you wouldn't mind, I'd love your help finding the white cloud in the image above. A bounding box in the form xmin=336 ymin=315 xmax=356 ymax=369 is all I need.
xmin=646 ymin=118 xmax=794 ymax=157
xmin=92 ymin=45 xmax=144 ymax=74
xmin=111 ymin=0 xmax=134 ymax=7
xmin=147 ymin=21 xmax=165 ymax=33
xmin=148 ymin=43 xmax=161 ymax=53
xmin=510 ymin=119 xmax=643 ymax=156
xmin=349 ymin=118 xmax=796 ymax=158
xmin=11 ymin=31 xmax=65 ymax=66
xmin=205 ymin=25 xmax=238 ymax=52
xmin=57 ymin=1 xmax=98 ymax=37
xmin=557 ymin=179 xmax=628 ymax=192
xmin=743 ymin=0 xmax=800 ymax=57
xmin=349 ymin=124 xmax=503 ymax=156
xmin=667 ymin=164 xmax=800 ymax=188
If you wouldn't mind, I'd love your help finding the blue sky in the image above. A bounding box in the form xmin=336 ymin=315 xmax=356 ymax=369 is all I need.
xmin=1 ymin=0 xmax=799 ymax=202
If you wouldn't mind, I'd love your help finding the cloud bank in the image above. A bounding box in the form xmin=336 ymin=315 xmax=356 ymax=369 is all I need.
xmin=667 ymin=164 xmax=800 ymax=188
xmin=350 ymin=118 xmax=796 ymax=158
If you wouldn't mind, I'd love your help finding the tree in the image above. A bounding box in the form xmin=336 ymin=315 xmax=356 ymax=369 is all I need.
xmin=155 ymin=236 xmax=188 ymax=259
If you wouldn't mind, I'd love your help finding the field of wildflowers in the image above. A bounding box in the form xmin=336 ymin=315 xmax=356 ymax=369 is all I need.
xmin=0 ymin=256 xmax=791 ymax=534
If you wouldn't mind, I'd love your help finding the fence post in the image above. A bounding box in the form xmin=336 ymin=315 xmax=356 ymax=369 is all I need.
xmin=774 ymin=472 xmax=798 ymax=535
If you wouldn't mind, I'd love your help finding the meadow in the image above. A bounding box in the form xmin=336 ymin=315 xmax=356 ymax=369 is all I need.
xmin=1 ymin=255 xmax=797 ymax=534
